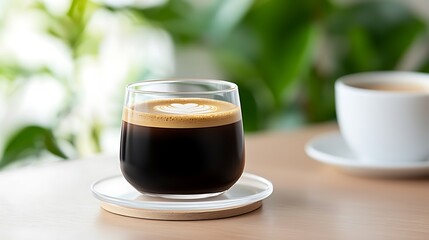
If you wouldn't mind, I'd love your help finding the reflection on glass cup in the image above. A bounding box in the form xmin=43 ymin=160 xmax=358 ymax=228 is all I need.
xmin=120 ymin=79 xmax=245 ymax=199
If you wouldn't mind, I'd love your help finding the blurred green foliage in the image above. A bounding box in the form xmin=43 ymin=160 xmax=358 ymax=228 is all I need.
xmin=1 ymin=126 xmax=67 ymax=169
xmin=1 ymin=0 xmax=429 ymax=168
xmin=128 ymin=0 xmax=428 ymax=130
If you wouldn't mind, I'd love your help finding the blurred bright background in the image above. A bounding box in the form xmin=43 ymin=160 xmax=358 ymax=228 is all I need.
xmin=1 ymin=0 xmax=429 ymax=169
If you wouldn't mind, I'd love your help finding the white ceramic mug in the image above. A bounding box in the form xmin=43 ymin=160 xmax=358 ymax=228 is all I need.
xmin=335 ymin=71 xmax=429 ymax=163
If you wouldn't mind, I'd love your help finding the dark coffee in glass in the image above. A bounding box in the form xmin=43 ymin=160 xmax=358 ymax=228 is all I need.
xmin=120 ymin=80 xmax=245 ymax=199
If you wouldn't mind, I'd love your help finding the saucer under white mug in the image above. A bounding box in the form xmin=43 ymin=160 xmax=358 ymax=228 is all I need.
xmin=305 ymin=131 xmax=429 ymax=178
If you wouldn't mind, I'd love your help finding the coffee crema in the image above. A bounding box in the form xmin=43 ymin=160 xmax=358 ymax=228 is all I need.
xmin=351 ymin=83 xmax=429 ymax=92
xmin=122 ymin=98 xmax=241 ymax=128
xmin=120 ymin=98 xmax=245 ymax=195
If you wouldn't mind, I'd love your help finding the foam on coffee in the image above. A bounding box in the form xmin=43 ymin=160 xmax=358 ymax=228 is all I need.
xmin=351 ymin=83 xmax=429 ymax=92
xmin=122 ymin=98 xmax=241 ymax=128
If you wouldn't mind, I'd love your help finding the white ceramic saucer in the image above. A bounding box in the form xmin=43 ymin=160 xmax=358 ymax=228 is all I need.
xmin=91 ymin=173 xmax=273 ymax=220
xmin=305 ymin=131 xmax=429 ymax=178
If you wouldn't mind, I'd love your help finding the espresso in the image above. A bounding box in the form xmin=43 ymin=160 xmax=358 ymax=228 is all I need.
xmin=352 ymin=83 xmax=429 ymax=92
xmin=120 ymin=98 xmax=245 ymax=195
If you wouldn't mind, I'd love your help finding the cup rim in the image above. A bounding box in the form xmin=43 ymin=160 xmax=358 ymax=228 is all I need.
xmin=126 ymin=78 xmax=238 ymax=95
xmin=336 ymin=71 xmax=429 ymax=96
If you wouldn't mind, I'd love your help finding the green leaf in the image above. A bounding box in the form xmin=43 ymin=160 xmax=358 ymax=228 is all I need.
xmin=304 ymin=69 xmax=336 ymax=123
xmin=346 ymin=26 xmax=378 ymax=71
xmin=213 ymin=46 xmax=274 ymax=132
xmin=244 ymin=0 xmax=330 ymax=109
xmin=214 ymin=47 xmax=258 ymax=81
xmin=0 ymin=64 xmax=45 ymax=78
xmin=68 ymin=0 xmax=88 ymax=23
xmin=329 ymin=0 xmax=426 ymax=72
xmin=380 ymin=18 xmax=426 ymax=69
xmin=133 ymin=0 xmax=252 ymax=45
xmin=237 ymin=85 xmax=261 ymax=132
xmin=0 ymin=126 xmax=67 ymax=168
xmin=133 ymin=0 xmax=202 ymax=44
xmin=204 ymin=0 xmax=253 ymax=44
xmin=44 ymin=132 xmax=68 ymax=160
xmin=91 ymin=121 xmax=103 ymax=153
xmin=267 ymin=23 xmax=317 ymax=107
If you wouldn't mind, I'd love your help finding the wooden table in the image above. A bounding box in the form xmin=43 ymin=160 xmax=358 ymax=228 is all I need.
xmin=1 ymin=123 xmax=429 ymax=239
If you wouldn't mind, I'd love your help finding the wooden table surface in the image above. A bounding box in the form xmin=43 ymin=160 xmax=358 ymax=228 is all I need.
xmin=1 ymin=123 xmax=429 ymax=239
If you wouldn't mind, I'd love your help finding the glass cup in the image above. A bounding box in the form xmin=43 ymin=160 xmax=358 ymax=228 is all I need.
xmin=120 ymin=79 xmax=245 ymax=199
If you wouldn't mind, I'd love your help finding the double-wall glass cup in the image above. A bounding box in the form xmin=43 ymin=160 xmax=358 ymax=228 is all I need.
xmin=120 ymin=79 xmax=245 ymax=199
